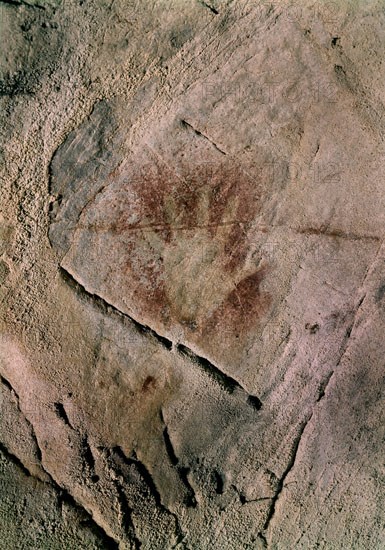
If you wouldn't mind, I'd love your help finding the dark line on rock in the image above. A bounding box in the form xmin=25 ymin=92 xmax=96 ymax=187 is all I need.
xmin=257 ymin=532 xmax=268 ymax=548
xmin=113 ymin=447 xmax=162 ymax=505
xmin=114 ymin=483 xmax=142 ymax=549
xmin=161 ymin=423 xmax=179 ymax=468
xmin=55 ymin=404 xmax=100 ymax=482
xmin=53 ymin=402 xmax=73 ymax=429
xmin=233 ymin=482 xmax=271 ymax=506
xmin=262 ymin=415 xmax=312 ymax=535
xmin=121 ymin=494 xmax=141 ymax=548
xmin=80 ymin=219 xmax=248 ymax=234
xmin=160 ymin=412 xmax=197 ymax=508
xmin=295 ymin=227 xmax=380 ymax=242
xmin=0 ymin=441 xmax=34 ymax=478
xmin=53 ymin=409 xmax=99 ymax=482
xmin=198 ymin=0 xmax=219 ymax=14
xmin=60 ymin=266 xmax=262 ymax=412
xmin=178 ymin=466 xmax=198 ymax=508
xmin=111 ymin=446 xmax=186 ymax=545
xmin=0 ymin=374 xmax=19 ymax=398
xmin=59 ymin=266 xmax=172 ymax=350
xmin=0 ymin=441 xmax=120 ymax=548
xmin=18 ymin=407 xmax=43 ymax=465
xmin=316 ymin=294 xmax=366 ymax=404
xmin=177 ymin=343 xmax=239 ymax=393
xmin=181 ymin=119 xmax=227 ymax=155
xmin=0 ymin=375 xmax=45 ymax=464
xmin=104 ymin=448 xmax=143 ymax=548
xmin=95 ymin=449 xmax=141 ymax=547
xmin=0 ymin=0 xmax=45 ymax=8
xmin=177 ymin=344 xmax=262 ymax=410
xmin=69 ymin=513 xmax=120 ymax=549
xmin=261 ymin=290 xmax=369 ymax=540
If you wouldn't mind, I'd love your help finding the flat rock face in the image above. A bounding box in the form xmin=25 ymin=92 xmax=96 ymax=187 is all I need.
xmin=1 ymin=0 xmax=385 ymax=548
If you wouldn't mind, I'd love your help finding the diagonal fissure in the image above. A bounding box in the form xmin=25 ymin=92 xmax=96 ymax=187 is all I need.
xmin=59 ymin=265 xmax=262 ymax=412
xmin=0 ymin=440 xmax=120 ymax=548
xmin=261 ymin=277 xmax=375 ymax=542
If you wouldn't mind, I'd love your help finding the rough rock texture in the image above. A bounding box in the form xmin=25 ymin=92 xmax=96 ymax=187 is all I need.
xmin=1 ymin=0 xmax=385 ymax=548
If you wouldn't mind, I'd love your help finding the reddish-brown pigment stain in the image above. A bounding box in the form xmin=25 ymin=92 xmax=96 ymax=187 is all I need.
xmin=205 ymin=266 xmax=271 ymax=338
xmin=141 ymin=376 xmax=156 ymax=393
xmin=86 ymin=155 xmax=272 ymax=339
xmin=135 ymin=158 xmax=268 ymax=334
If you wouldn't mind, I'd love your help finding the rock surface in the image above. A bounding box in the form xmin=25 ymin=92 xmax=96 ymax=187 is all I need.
xmin=1 ymin=0 xmax=385 ymax=548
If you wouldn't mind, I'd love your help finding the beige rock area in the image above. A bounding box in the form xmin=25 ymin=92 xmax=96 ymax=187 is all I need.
xmin=1 ymin=0 xmax=385 ymax=547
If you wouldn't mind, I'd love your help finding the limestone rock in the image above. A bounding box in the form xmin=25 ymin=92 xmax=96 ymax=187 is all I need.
xmin=1 ymin=0 xmax=385 ymax=548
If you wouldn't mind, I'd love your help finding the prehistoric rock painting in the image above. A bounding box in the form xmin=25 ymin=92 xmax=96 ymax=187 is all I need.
xmin=50 ymin=107 xmax=276 ymax=362
xmin=2 ymin=0 xmax=385 ymax=547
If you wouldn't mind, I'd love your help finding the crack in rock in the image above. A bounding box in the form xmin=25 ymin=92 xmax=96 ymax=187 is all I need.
xmin=260 ymin=285 xmax=372 ymax=543
xmin=0 ymin=0 xmax=45 ymax=7
xmin=0 ymin=374 xmax=45 ymax=466
xmin=60 ymin=265 xmax=262 ymax=413
xmin=160 ymin=410 xmax=198 ymax=508
xmin=53 ymin=401 xmax=73 ymax=429
xmin=261 ymin=415 xmax=312 ymax=538
xmin=103 ymin=445 xmax=184 ymax=548
xmin=0 ymin=378 xmax=121 ymax=546
xmin=295 ymin=227 xmax=380 ymax=242
xmin=198 ymin=0 xmax=219 ymax=15
xmin=180 ymin=118 xmax=227 ymax=155
xmin=177 ymin=343 xmax=262 ymax=409
xmin=0 ymin=440 xmax=120 ymax=548
xmin=113 ymin=446 xmax=187 ymax=545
